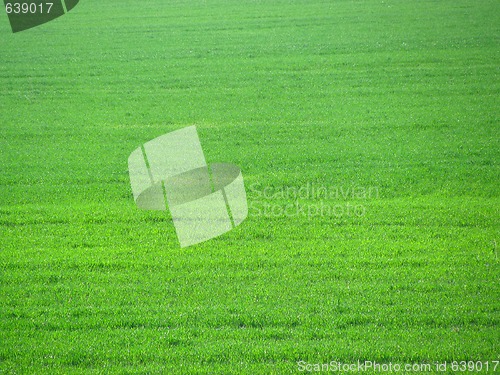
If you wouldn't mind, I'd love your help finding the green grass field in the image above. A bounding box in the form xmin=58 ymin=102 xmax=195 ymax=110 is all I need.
xmin=1 ymin=0 xmax=499 ymax=373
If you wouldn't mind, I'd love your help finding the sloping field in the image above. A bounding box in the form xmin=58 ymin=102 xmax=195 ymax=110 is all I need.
xmin=0 ymin=0 xmax=498 ymax=373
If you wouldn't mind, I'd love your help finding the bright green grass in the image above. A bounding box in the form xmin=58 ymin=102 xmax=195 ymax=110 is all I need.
xmin=0 ymin=0 xmax=499 ymax=374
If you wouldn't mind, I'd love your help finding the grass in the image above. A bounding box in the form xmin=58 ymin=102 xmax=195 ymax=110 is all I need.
xmin=0 ymin=0 xmax=499 ymax=373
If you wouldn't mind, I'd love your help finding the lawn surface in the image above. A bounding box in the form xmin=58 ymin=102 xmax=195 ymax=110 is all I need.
xmin=0 ymin=0 xmax=499 ymax=373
